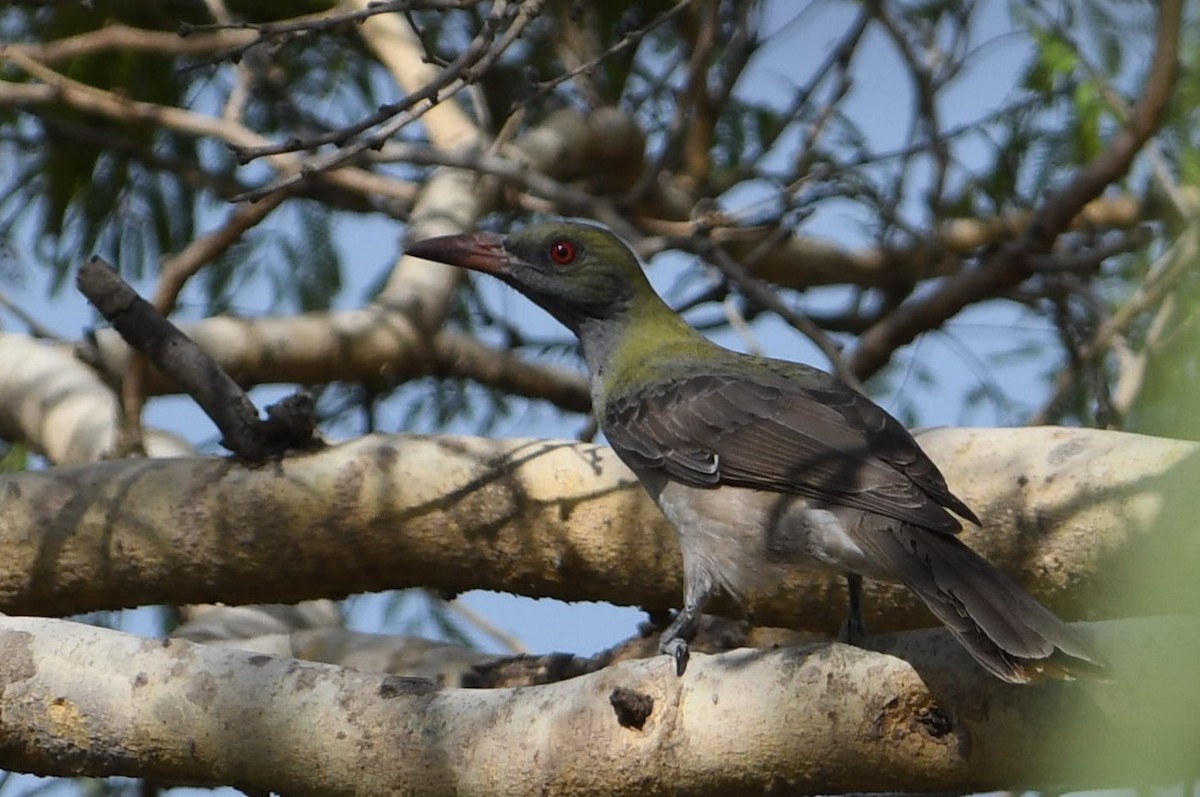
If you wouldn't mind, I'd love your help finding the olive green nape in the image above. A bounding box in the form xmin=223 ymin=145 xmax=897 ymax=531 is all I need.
xmin=497 ymin=220 xmax=718 ymax=398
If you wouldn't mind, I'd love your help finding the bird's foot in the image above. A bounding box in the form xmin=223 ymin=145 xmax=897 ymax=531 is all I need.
xmin=658 ymin=634 xmax=691 ymax=676
xmin=838 ymin=612 xmax=868 ymax=645
xmin=839 ymin=572 xmax=868 ymax=645
xmin=656 ymin=571 xmax=710 ymax=677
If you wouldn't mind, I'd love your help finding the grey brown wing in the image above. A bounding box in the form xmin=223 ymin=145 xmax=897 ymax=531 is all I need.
xmin=801 ymin=381 xmax=980 ymax=525
xmin=603 ymin=373 xmax=972 ymax=534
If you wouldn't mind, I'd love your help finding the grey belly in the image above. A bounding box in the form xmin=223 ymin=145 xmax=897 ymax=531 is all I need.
xmin=641 ymin=474 xmax=895 ymax=601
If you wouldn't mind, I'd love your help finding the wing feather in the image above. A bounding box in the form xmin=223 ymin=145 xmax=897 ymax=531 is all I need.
xmin=603 ymin=371 xmax=975 ymax=534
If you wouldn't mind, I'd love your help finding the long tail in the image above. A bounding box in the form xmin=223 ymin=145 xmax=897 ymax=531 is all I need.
xmin=852 ymin=522 xmax=1105 ymax=683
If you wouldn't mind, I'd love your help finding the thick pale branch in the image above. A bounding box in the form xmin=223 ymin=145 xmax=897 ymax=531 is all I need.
xmin=0 ymin=23 xmax=256 ymax=62
xmin=0 ymin=615 xmax=1193 ymax=794
xmin=351 ymin=0 xmax=484 ymax=153
xmin=0 ymin=427 xmax=1191 ymax=632
xmin=0 ymin=333 xmax=191 ymax=465
xmin=81 ymin=312 xmax=590 ymax=409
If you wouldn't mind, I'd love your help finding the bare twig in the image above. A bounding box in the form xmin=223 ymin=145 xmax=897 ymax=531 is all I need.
xmin=846 ymin=0 xmax=1182 ymax=381
xmin=117 ymin=189 xmax=294 ymax=455
xmin=1 ymin=49 xmax=415 ymax=206
xmin=669 ymin=232 xmax=864 ymax=392
xmin=872 ymin=3 xmax=957 ymax=214
xmin=230 ymin=1 xmax=544 ymax=202
xmin=1030 ymin=220 xmax=1198 ymax=425
xmin=155 ymin=193 xmax=292 ymax=316
xmin=78 ymin=259 xmax=322 ymax=462
xmin=1026 ymin=229 xmax=1152 ymax=274
xmin=0 ymin=24 xmax=254 ymax=63
xmin=634 ymin=195 xmax=1144 ymax=292
xmin=179 ymin=0 xmax=482 ymax=66
xmin=0 ymin=292 xmax=62 ymax=341
xmin=532 ymin=0 xmax=695 ymax=95
xmin=446 ymin=598 xmax=528 ymax=654
xmin=374 ymin=141 xmax=613 ymax=216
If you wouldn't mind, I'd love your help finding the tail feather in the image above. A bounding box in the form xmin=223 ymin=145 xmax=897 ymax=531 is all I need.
xmin=851 ymin=521 xmax=1105 ymax=683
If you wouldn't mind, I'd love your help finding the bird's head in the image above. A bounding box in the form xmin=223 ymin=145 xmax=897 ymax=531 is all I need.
xmin=407 ymin=221 xmax=654 ymax=335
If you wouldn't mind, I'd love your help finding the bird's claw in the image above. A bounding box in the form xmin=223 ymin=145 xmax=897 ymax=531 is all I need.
xmin=840 ymin=572 xmax=867 ymax=644
xmin=660 ymin=636 xmax=690 ymax=676
xmin=838 ymin=612 xmax=867 ymax=645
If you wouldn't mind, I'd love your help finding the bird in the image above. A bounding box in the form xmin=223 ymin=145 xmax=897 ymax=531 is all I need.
xmin=407 ymin=219 xmax=1104 ymax=683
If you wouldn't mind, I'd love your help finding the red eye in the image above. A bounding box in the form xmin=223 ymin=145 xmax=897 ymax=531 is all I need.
xmin=549 ymin=240 xmax=577 ymax=265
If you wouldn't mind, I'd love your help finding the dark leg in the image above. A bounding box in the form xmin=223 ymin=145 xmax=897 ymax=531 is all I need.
xmin=839 ymin=572 xmax=867 ymax=643
xmin=658 ymin=568 xmax=713 ymax=676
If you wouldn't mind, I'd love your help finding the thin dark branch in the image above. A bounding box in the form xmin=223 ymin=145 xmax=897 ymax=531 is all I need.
xmin=77 ymin=259 xmax=322 ymax=462
xmin=113 ymin=188 xmax=295 ymax=457
xmin=1030 ymin=221 xmax=1198 ymax=425
xmin=229 ymin=5 xmax=514 ymax=165
xmin=179 ymin=0 xmax=485 ymax=68
xmin=230 ymin=1 xmax=541 ymax=202
xmin=0 ymin=290 xmax=62 ymax=341
xmin=531 ymin=0 xmax=696 ymax=96
xmin=846 ymin=0 xmax=1182 ymax=381
xmin=1028 ymin=0 xmax=1181 ymax=245
xmin=670 ymin=233 xmax=864 ymax=392
xmin=1027 ymin=228 xmax=1152 ymax=274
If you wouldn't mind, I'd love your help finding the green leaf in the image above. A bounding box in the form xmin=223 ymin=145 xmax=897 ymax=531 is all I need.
xmin=0 ymin=443 xmax=29 ymax=473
